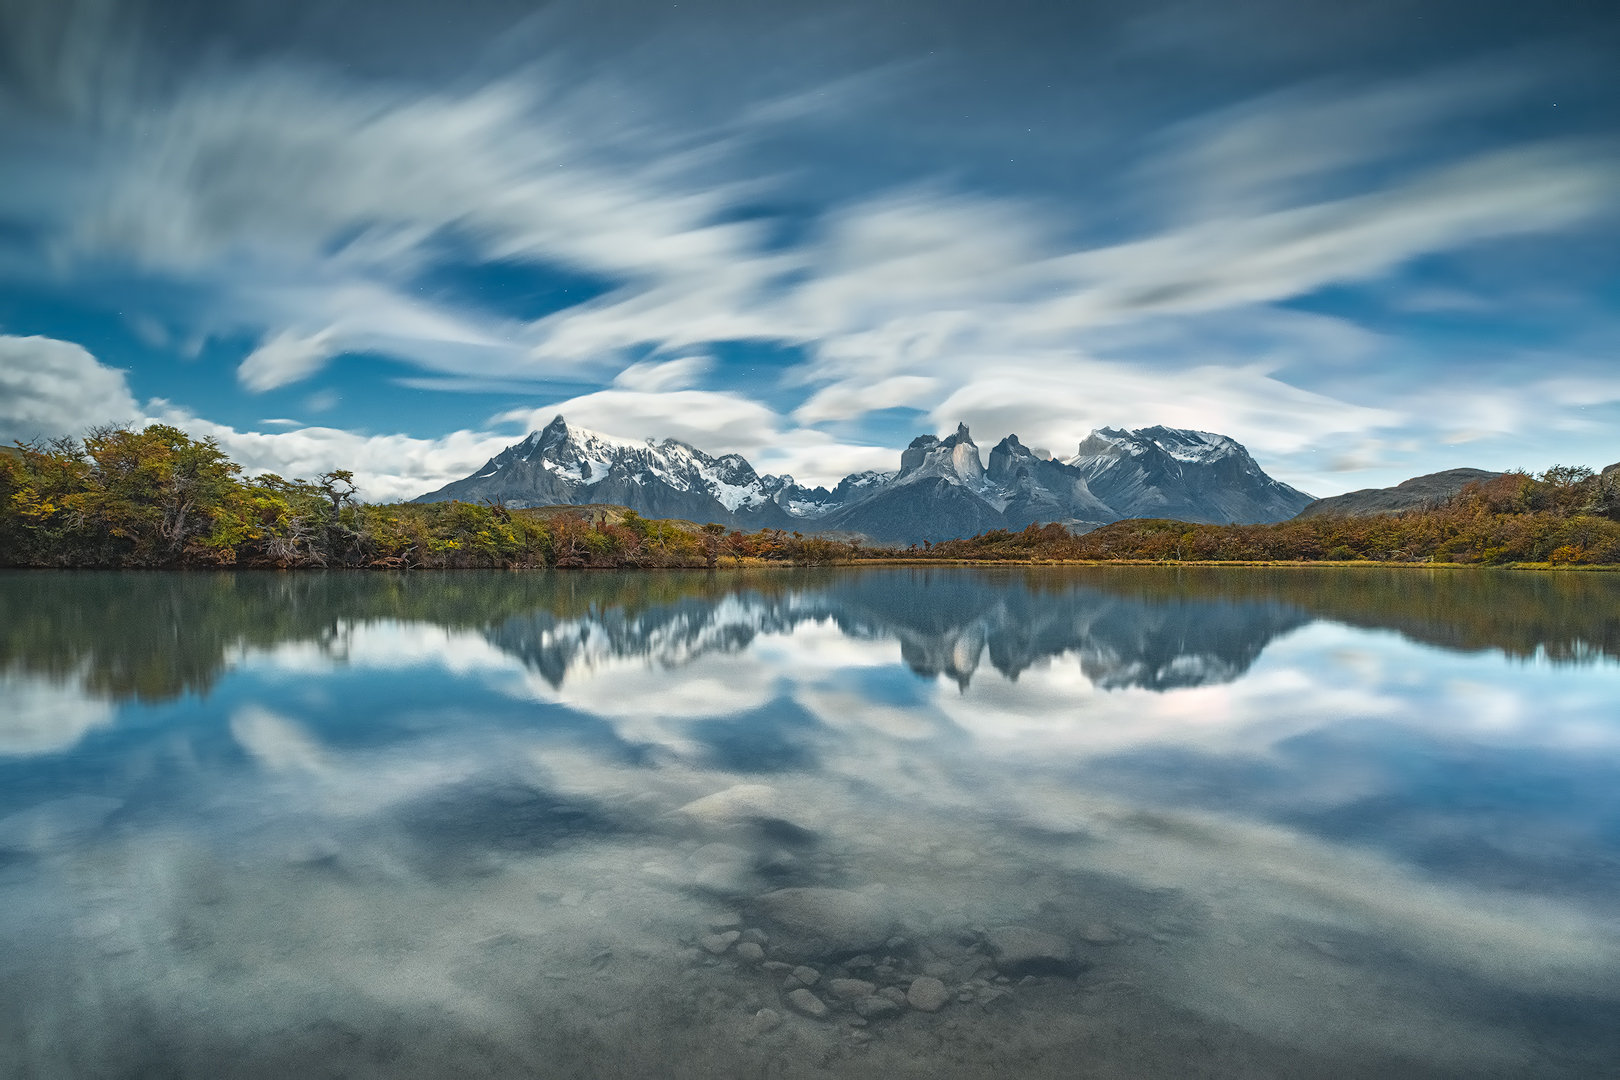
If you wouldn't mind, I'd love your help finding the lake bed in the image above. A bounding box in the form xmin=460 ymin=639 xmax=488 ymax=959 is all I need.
xmin=1 ymin=567 xmax=1617 ymax=1078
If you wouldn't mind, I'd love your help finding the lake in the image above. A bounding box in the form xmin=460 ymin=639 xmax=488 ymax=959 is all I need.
xmin=1 ymin=567 xmax=1617 ymax=1078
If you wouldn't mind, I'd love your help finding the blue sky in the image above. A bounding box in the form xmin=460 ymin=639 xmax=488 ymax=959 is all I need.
xmin=0 ymin=0 xmax=1617 ymax=499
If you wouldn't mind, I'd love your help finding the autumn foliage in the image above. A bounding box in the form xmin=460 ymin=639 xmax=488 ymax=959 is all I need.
xmin=4 ymin=426 xmax=1618 ymax=568
xmin=912 ymin=467 xmax=1620 ymax=566
xmin=0 ymin=426 xmax=876 ymax=568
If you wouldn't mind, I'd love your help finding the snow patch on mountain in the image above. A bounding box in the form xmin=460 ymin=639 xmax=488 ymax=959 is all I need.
xmin=418 ymin=415 xmax=1311 ymax=537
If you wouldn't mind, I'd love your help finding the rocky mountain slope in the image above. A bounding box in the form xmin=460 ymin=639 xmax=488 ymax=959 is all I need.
xmin=416 ymin=415 xmax=798 ymax=530
xmin=1294 ymin=468 xmax=1503 ymax=519
xmin=416 ymin=416 xmax=1314 ymax=543
xmin=1069 ymin=426 xmax=1315 ymax=524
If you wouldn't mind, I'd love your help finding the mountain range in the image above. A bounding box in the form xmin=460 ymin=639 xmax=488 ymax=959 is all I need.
xmin=415 ymin=415 xmax=1315 ymax=543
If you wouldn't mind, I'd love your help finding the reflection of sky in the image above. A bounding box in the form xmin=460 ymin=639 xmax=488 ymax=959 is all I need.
xmin=8 ymin=602 xmax=1618 ymax=912
xmin=4 ymin=583 xmax=1620 ymax=1072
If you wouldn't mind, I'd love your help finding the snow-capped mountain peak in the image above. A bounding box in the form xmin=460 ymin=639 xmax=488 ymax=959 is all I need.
xmin=1067 ymin=425 xmax=1311 ymax=524
xmin=419 ymin=416 xmax=1312 ymax=538
xmin=1071 ymin=425 xmax=1243 ymax=467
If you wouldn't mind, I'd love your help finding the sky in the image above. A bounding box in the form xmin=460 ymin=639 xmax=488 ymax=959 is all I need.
xmin=0 ymin=0 xmax=1617 ymax=501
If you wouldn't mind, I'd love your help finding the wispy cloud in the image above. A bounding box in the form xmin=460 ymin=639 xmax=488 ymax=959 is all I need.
xmin=3 ymin=17 xmax=1617 ymax=491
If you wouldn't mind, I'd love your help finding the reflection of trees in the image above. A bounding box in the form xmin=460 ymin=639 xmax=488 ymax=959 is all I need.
xmin=0 ymin=570 xmax=778 ymax=702
xmin=4 ymin=566 xmax=1618 ymax=704
xmin=1082 ymin=566 xmax=1620 ymax=663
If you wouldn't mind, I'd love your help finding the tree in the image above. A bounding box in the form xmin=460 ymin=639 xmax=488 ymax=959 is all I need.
xmin=700 ymin=521 xmax=726 ymax=569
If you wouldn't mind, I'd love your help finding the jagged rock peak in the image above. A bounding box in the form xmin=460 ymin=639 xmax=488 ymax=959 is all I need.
xmin=898 ymin=423 xmax=984 ymax=485
xmin=987 ymin=434 xmax=1035 ymax=483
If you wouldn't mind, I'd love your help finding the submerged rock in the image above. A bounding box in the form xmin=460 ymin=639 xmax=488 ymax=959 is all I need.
xmin=853 ymin=995 xmax=901 ymax=1019
xmin=978 ymin=987 xmax=1015 ymax=1011
xmin=827 ymin=978 xmax=876 ymax=1001
xmin=754 ymin=888 xmax=897 ymax=961
xmin=785 ymin=988 xmax=829 ymax=1019
xmin=700 ymin=930 xmax=741 ymax=955
xmin=906 ymin=976 xmax=950 ymax=1012
xmin=984 ymin=926 xmax=1080 ymax=977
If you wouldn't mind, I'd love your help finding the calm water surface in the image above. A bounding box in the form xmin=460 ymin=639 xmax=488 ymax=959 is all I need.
xmin=2 ymin=567 xmax=1618 ymax=1078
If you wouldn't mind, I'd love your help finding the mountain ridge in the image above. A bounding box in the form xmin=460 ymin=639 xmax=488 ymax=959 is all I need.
xmin=1295 ymin=468 xmax=1504 ymax=519
xmin=414 ymin=415 xmax=1316 ymax=542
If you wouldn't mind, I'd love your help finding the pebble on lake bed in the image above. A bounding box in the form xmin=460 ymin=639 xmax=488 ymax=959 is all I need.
xmin=854 ymin=995 xmax=902 ymax=1019
xmin=749 ymin=1008 xmax=782 ymax=1035
xmin=827 ymin=978 xmax=876 ymax=1001
xmin=791 ymin=965 xmax=820 ymax=987
xmin=906 ymin=976 xmax=950 ymax=1012
xmin=786 ymin=988 xmax=828 ymax=1019
xmin=736 ymin=942 xmax=765 ymax=963
xmin=700 ymin=930 xmax=741 ymax=954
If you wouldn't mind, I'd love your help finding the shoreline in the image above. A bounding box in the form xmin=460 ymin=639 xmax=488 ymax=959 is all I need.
xmin=5 ymin=559 xmax=1620 ymax=572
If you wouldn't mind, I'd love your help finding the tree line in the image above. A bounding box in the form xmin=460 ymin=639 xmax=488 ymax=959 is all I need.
xmin=914 ymin=467 xmax=1620 ymax=565
xmin=4 ymin=424 xmax=1618 ymax=568
xmin=0 ymin=425 xmax=873 ymax=569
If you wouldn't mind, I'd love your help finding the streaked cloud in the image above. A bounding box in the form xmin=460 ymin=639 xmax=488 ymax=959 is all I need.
xmin=1 ymin=2 xmax=1616 ymax=493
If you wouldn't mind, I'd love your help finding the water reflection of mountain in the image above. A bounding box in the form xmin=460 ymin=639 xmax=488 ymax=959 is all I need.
xmin=4 ymin=567 xmax=1620 ymax=705
xmin=486 ymin=572 xmax=1312 ymax=691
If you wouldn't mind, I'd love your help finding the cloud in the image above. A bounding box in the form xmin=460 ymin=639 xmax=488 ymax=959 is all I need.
xmin=612 ymin=355 xmax=713 ymax=392
xmin=1029 ymin=142 xmax=1617 ymax=328
xmin=498 ymin=389 xmax=780 ymax=451
xmin=0 ymin=334 xmax=513 ymax=502
xmin=931 ymin=356 xmax=1400 ymax=460
xmin=238 ymin=328 xmax=339 ymax=391
xmin=1142 ymin=66 xmax=1543 ymax=220
xmin=147 ymin=402 xmax=516 ymax=502
xmin=0 ymin=334 xmax=142 ymax=442
xmin=497 ymin=389 xmax=895 ymax=484
xmin=53 ymin=63 xmax=757 ymax=391
xmin=793 ymin=374 xmax=937 ymax=424
xmin=7 ymin=40 xmax=1618 ymax=491
xmin=75 ymin=69 xmax=744 ymax=279
xmin=510 ymin=134 xmax=1614 ymax=473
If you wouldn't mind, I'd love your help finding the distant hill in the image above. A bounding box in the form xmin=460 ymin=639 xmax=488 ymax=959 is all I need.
xmin=416 ymin=416 xmax=1314 ymax=544
xmin=1295 ymin=468 xmax=1503 ymax=519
